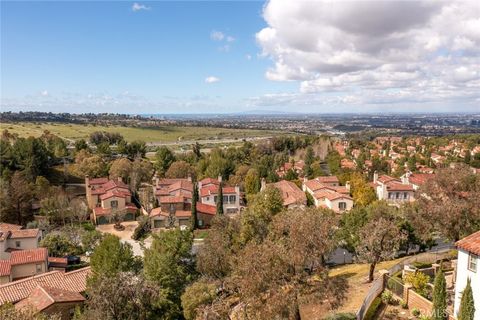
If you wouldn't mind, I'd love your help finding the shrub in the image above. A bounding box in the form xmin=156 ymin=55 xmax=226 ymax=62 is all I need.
xmin=405 ymin=272 xmax=431 ymax=297
xmin=412 ymin=308 xmax=421 ymax=317
xmin=381 ymin=290 xmax=393 ymax=304
xmin=400 ymin=299 xmax=408 ymax=309
xmin=419 ymin=315 xmax=432 ymax=320
xmin=323 ymin=313 xmax=356 ymax=320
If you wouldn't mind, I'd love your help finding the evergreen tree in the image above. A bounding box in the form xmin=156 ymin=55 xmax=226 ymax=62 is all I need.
xmin=304 ymin=146 xmax=315 ymax=179
xmin=191 ymin=182 xmax=199 ymax=230
xmin=216 ymin=182 xmax=224 ymax=215
xmin=432 ymin=269 xmax=447 ymax=320
xmin=464 ymin=150 xmax=471 ymax=164
xmin=458 ymin=278 xmax=475 ymax=320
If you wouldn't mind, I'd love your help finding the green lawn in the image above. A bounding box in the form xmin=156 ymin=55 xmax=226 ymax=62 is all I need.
xmin=0 ymin=122 xmax=279 ymax=143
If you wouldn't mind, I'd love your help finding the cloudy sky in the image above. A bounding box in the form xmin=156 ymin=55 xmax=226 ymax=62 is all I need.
xmin=1 ymin=0 xmax=479 ymax=114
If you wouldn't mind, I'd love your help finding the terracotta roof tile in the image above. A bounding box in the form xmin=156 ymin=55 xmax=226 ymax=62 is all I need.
xmin=456 ymin=230 xmax=480 ymax=256
xmin=10 ymin=248 xmax=48 ymax=266
xmin=0 ymin=260 xmax=11 ymax=277
xmin=0 ymin=267 xmax=90 ymax=304
xmin=15 ymin=285 xmax=85 ymax=312
xmin=0 ymin=223 xmax=23 ymax=232
xmin=197 ymin=202 xmax=216 ymax=215
xmin=270 ymin=180 xmax=306 ymax=207
xmin=9 ymin=229 xmax=39 ymax=239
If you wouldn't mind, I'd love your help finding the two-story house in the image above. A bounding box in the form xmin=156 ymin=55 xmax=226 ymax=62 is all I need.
xmin=373 ymin=172 xmax=415 ymax=205
xmin=400 ymin=171 xmax=435 ymax=191
xmin=85 ymin=176 xmax=137 ymax=225
xmin=150 ymin=176 xmax=234 ymax=229
xmin=303 ymin=177 xmax=353 ymax=213
xmin=454 ymin=230 xmax=479 ymax=319
xmin=0 ymin=223 xmax=42 ymax=260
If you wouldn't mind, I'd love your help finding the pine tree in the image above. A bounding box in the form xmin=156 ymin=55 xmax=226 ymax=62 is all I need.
xmin=432 ymin=269 xmax=447 ymax=320
xmin=191 ymin=182 xmax=198 ymax=231
xmin=304 ymin=146 xmax=314 ymax=179
xmin=216 ymin=182 xmax=224 ymax=215
xmin=458 ymin=278 xmax=475 ymax=320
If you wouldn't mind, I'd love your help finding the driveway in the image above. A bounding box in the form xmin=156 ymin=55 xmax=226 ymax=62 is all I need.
xmin=96 ymin=221 xmax=151 ymax=257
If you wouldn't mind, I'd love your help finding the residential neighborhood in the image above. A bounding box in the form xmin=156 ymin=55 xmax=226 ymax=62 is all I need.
xmin=1 ymin=0 xmax=480 ymax=318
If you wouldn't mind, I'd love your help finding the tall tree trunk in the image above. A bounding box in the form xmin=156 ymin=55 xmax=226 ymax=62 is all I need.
xmin=368 ymin=261 xmax=376 ymax=282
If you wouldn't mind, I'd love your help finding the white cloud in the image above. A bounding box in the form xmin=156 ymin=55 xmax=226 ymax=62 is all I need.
xmin=245 ymin=54 xmax=252 ymax=60
xmin=210 ymin=31 xmax=225 ymax=41
xmin=256 ymin=0 xmax=480 ymax=107
xmin=226 ymin=36 xmax=235 ymax=42
xmin=132 ymin=3 xmax=150 ymax=12
xmin=40 ymin=90 xmax=49 ymax=97
xmin=205 ymin=76 xmax=220 ymax=83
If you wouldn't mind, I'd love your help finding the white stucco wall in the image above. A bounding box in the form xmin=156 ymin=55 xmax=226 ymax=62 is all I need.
xmin=454 ymin=250 xmax=480 ymax=320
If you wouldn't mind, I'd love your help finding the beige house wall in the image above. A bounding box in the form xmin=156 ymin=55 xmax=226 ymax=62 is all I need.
xmin=11 ymin=261 xmax=47 ymax=280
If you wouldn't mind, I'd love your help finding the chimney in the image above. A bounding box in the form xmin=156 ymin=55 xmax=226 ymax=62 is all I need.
xmin=235 ymin=184 xmax=240 ymax=194
xmin=187 ymin=175 xmax=192 ymax=182
xmin=218 ymin=175 xmax=223 ymax=183
xmin=345 ymin=181 xmax=351 ymax=192
xmin=85 ymin=175 xmax=90 ymax=187
xmin=117 ymin=176 xmax=123 ymax=183
xmin=260 ymin=178 xmax=266 ymax=191
xmin=373 ymin=171 xmax=378 ymax=183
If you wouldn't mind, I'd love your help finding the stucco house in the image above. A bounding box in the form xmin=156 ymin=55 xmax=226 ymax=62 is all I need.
xmin=0 ymin=267 xmax=90 ymax=319
xmin=85 ymin=176 xmax=137 ymax=225
xmin=303 ymin=177 xmax=353 ymax=213
xmin=0 ymin=223 xmax=42 ymax=260
xmin=373 ymin=172 xmax=415 ymax=205
xmin=454 ymin=230 xmax=480 ymax=320
xmin=400 ymin=171 xmax=435 ymax=191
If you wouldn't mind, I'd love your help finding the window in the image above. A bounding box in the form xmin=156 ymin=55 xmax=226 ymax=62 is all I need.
xmin=111 ymin=200 xmax=118 ymax=208
xmin=206 ymin=197 xmax=209 ymax=201
xmin=223 ymin=195 xmax=228 ymax=203
xmin=339 ymin=202 xmax=347 ymax=211
xmin=15 ymin=241 xmax=21 ymax=248
xmin=388 ymin=192 xmax=392 ymax=199
xmin=36 ymin=264 xmax=42 ymax=273
xmin=229 ymin=195 xmax=236 ymax=203
xmin=468 ymin=253 xmax=477 ymax=272
xmin=214 ymin=196 xmax=217 ymax=203
xmin=396 ymin=192 xmax=400 ymax=199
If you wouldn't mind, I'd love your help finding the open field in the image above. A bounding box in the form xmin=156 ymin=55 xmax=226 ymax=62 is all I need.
xmin=0 ymin=122 xmax=281 ymax=143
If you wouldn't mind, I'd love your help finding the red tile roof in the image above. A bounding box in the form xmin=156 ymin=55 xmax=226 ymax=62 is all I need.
xmin=200 ymin=177 xmax=220 ymax=186
xmin=270 ymin=180 xmax=306 ymax=207
xmin=88 ymin=177 xmax=109 ymax=185
xmin=0 ymin=223 xmax=23 ymax=232
xmin=197 ymin=202 xmax=216 ymax=215
xmin=386 ymin=182 xmax=414 ymax=191
xmin=377 ymin=175 xmax=399 ymax=184
xmin=9 ymin=229 xmax=40 ymax=239
xmin=200 ymin=185 xmax=237 ymax=197
xmin=316 ymin=176 xmax=339 ymax=184
xmin=10 ymin=248 xmax=48 ymax=266
xmin=99 ymin=190 xmax=131 ymax=200
xmin=0 ymin=267 xmax=91 ymax=304
xmin=159 ymin=196 xmax=185 ymax=203
xmin=0 ymin=260 xmax=11 ymax=277
xmin=456 ymin=230 xmax=480 ymax=256
xmin=408 ymin=173 xmax=435 ymax=186
xmin=48 ymin=257 xmax=68 ymax=268
xmin=15 ymin=285 xmax=85 ymax=312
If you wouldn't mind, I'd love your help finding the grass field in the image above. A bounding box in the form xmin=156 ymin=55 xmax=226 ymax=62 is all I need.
xmin=0 ymin=121 xmax=280 ymax=143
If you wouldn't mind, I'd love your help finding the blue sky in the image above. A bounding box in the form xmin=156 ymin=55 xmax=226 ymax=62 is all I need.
xmin=1 ymin=1 xmax=479 ymax=113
